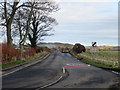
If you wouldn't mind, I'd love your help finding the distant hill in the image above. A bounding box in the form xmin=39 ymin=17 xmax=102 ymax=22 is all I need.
xmin=38 ymin=42 xmax=73 ymax=48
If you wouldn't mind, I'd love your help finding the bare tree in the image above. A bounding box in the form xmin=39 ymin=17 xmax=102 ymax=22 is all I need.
xmin=0 ymin=0 xmax=25 ymax=48
xmin=28 ymin=12 xmax=58 ymax=48
xmin=12 ymin=1 xmax=59 ymax=48
xmin=0 ymin=0 xmax=59 ymax=48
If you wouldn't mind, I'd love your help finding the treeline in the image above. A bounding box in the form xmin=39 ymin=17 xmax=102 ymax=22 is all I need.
xmin=0 ymin=0 xmax=59 ymax=48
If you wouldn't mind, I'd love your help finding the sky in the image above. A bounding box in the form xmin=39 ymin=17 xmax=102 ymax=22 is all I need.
xmin=0 ymin=0 xmax=119 ymax=46
xmin=43 ymin=0 xmax=119 ymax=46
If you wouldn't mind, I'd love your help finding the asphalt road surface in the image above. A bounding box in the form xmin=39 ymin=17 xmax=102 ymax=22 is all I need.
xmin=2 ymin=51 xmax=119 ymax=88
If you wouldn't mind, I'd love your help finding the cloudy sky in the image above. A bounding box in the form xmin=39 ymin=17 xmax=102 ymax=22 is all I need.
xmin=44 ymin=0 xmax=119 ymax=46
xmin=0 ymin=0 xmax=119 ymax=46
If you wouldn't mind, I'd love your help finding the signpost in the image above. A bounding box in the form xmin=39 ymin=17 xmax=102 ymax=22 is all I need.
xmin=91 ymin=42 xmax=99 ymax=61
xmin=91 ymin=42 xmax=99 ymax=52
xmin=92 ymin=42 xmax=97 ymax=47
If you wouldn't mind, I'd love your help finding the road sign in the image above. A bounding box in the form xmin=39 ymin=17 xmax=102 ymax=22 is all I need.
xmin=91 ymin=42 xmax=99 ymax=52
xmin=92 ymin=42 xmax=97 ymax=47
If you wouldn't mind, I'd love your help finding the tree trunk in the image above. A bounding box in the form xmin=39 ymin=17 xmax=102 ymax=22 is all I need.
xmin=7 ymin=24 xmax=12 ymax=48
xmin=4 ymin=1 xmax=19 ymax=48
xmin=28 ymin=33 xmax=36 ymax=48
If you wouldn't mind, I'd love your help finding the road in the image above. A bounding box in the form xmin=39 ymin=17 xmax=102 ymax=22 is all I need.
xmin=2 ymin=51 xmax=119 ymax=88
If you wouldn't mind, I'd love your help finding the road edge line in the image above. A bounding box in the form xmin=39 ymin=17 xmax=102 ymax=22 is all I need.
xmin=2 ymin=54 xmax=50 ymax=77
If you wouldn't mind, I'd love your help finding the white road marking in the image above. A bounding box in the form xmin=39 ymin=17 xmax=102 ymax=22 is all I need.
xmin=88 ymin=65 xmax=91 ymax=66
xmin=62 ymin=67 xmax=65 ymax=73
xmin=112 ymin=71 xmax=120 ymax=75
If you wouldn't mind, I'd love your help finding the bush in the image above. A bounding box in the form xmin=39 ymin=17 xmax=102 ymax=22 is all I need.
xmin=2 ymin=42 xmax=20 ymax=62
xmin=72 ymin=43 xmax=86 ymax=53
xmin=35 ymin=47 xmax=50 ymax=53
xmin=23 ymin=47 xmax=50 ymax=57
xmin=35 ymin=47 xmax=44 ymax=53
xmin=23 ymin=48 xmax=36 ymax=57
xmin=1 ymin=42 xmax=51 ymax=64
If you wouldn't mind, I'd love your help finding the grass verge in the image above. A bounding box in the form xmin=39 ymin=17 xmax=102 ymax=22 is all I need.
xmin=70 ymin=51 xmax=120 ymax=72
xmin=2 ymin=51 xmax=48 ymax=69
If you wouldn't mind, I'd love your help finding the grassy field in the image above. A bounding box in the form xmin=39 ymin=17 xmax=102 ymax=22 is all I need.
xmin=83 ymin=51 xmax=118 ymax=61
xmin=70 ymin=51 xmax=120 ymax=71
